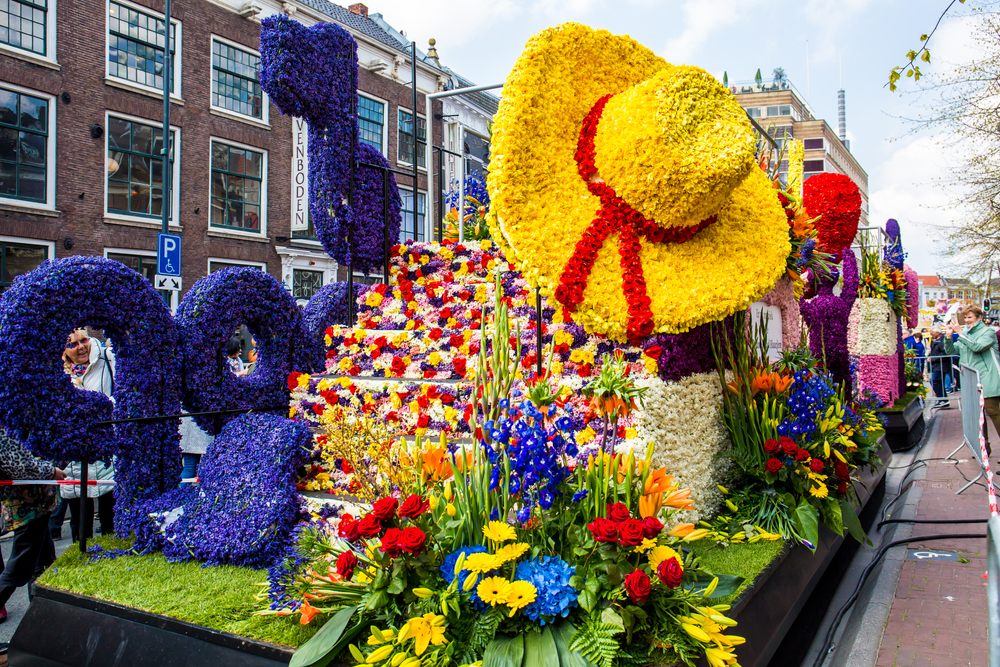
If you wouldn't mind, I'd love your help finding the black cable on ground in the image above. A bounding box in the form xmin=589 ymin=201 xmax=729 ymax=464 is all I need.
xmin=877 ymin=518 xmax=989 ymax=528
xmin=812 ymin=532 xmax=987 ymax=667
xmin=885 ymin=458 xmax=954 ymax=469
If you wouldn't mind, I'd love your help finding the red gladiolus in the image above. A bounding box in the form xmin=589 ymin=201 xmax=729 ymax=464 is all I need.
xmin=335 ymin=551 xmax=358 ymax=580
xmin=624 ymin=570 xmax=651 ymax=604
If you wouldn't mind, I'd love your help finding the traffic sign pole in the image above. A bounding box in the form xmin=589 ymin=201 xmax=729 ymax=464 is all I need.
xmin=161 ymin=0 xmax=171 ymax=236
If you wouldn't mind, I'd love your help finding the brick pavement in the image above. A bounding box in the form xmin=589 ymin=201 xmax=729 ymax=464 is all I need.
xmin=875 ymin=407 xmax=993 ymax=667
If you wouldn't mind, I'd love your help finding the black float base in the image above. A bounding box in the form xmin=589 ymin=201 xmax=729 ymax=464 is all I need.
xmin=9 ymin=586 xmax=294 ymax=667
xmin=713 ymin=437 xmax=892 ymax=667
xmin=881 ymin=395 xmax=925 ymax=452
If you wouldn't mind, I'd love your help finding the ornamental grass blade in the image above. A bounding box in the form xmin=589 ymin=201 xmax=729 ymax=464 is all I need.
xmin=524 ymin=627 xmax=559 ymax=667
xmin=551 ymin=622 xmax=596 ymax=667
xmin=483 ymin=634 xmax=525 ymax=667
xmin=681 ymin=574 xmax=744 ymax=599
xmin=289 ymin=605 xmax=359 ymax=667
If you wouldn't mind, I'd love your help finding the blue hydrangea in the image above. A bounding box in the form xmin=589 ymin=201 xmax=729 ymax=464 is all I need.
xmin=440 ymin=546 xmax=488 ymax=585
xmin=514 ymin=556 xmax=578 ymax=624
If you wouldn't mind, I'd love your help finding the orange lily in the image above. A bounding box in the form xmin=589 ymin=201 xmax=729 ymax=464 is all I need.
xmin=667 ymin=523 xmax=696 ymax=538
xmin=421 ymin=445 xmax=450 ymax=481
xmin=644 ymin=468 xmax=673 ymax=495
xmin=663 ymin=486 xmax=695 ymax=510
xmin=639 ymin=492 xmax=663 ymax=519
xmin=298 ymin=599 xmax=319 ymax=625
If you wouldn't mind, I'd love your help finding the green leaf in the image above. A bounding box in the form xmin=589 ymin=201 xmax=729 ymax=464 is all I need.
xmin=524 ymin=628 xmax=559 ymax=667
xmin=600 ymin=608 xmax=624 ymax=633
xmin=289 ymin=605 xmax=358 ymax=667
xmin=793 ymin=500 xmax=820 ymax=552
xmin=483 ymin=634 xmax=524 ymax=667
xmin=551 ymin=622 xmax=595 ymax=667
xmin=840 ymin=499 xmax=873 ymax=547
xmin=365 ymin=590 xmax=389 ymax=611
xmin=578 ymin=589 xmax=598 ymax=614
xmin=387 ymin=571 xmax=406 ymax=595
xmin=681 ymin=574 xmax=744 ymax=599
xmin=823 ymin=498 xmax=844 ymax=537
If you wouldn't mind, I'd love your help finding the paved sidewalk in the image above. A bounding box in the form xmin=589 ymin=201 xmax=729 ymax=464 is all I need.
xmin=875 ymin=406 xmax=993 ymax=667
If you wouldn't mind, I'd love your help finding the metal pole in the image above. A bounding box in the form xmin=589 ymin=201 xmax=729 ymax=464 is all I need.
xmin=160 ymin=0 xmax=171 ymax=234
xmin=411 ymin=42 xmax=418 ymax=243
xmin=437 ymin=147 xmax=444 ymax=242
xmin=78 ymin=459 xmax=89 ymax=554
xmin=458 ymin=130 xmax=465 ymax=244
xmin=347 ymin=93 xmax=357 ymax=325
xmin=383 ymin=167 xmax=389 ymax=285
xmin=536 ymin=288 xmax=543 ymax=379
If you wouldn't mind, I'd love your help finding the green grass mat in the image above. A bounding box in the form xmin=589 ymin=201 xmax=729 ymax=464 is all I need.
xmin=689 ymin=538 xmax=788 ymax=605
xmin=37 ymin=537 xmax=318 ymax=648
xmin=878 ymin=391 xmax=922 ymax=413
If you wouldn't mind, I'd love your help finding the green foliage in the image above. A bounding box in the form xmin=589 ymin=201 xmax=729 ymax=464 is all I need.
xmin=457 ymin=608 xmax=504 ymax=664
xmin=483 ymin=634 xmax=524 ymax=667
xmin=568 ymin=620 xmax=619 ymax=667
xmin=889 ymin=0 xmax=966 ymax=91
xmin=289 ymin=606 xmax=359 ymax=667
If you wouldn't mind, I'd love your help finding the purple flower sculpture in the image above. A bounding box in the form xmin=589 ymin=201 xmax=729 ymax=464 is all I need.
xmin=903 ymin=264 xmax=920 ymax=329
xmin=0 ymin=256 xmax=182 ymax=535
xmin=801 ymin=250 xmax=859 ymax=391
xmin=260 ymin=16 xmax=401 ymax=274
xmin=885 ymin=220 xmax=907 ymax=395
xmin=643 ymin=320 xmax=731 ymax=383
xmin=175 ymin=267 xmax=321 ymax=435
xmin=302 ymin=280 xmax=370 ymax=339
xmin=133 ymin=413 xmax=313 ymax=567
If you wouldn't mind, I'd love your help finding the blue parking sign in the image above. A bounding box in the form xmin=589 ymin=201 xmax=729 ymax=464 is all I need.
xmin=157 ymin=233 xmax=181 ymax=277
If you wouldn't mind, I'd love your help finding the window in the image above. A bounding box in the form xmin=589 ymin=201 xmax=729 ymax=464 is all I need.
xmin=358 ymin=95 xmax=384 ymax=152
xmin=210 ymin=140 xmax=264 ymax=233
xmin=0 ymin=239 xmax=46 ymax=290
xmin=0 ymin=87 xmax=47 ymax=203
xmin=464 ymin=131 xmax=489 ymax=178
xmin=107 ymin=116 xmax=175 ymax=219
xmin=803 ymin=138 xmax=824 ymax=150
xmin=398 ymin=109 xmax=425 ymax=169
xmin=352 ymin=272 xmax=381 ymax=286
xmin=765 ymin=105 xmax=791 ymax=117
xmin=106 ymin=250 xmax=171 ymax=304
xmin=0 ymin=0 xmax=46 ymax=55
xmin=209 ymin=259 xmax=264 ymax=272
xmin=744 ymin=107 xmax=761 ymax=118
xmin=211 ymin=38 xmax=263 ymax=120
xmin=398 ymin=188 xmax=426 ymax=243
xmin=108 ymin=1 xmax=178 ymax=93
xmin=292 ymin=268 xmax=323 ymax=299
xmin=803 ymin=160 xmax=824 ymax=173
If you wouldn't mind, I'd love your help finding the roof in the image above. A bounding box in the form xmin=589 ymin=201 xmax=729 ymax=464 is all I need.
xmin=942 ymin=277 xmax=977 ymax=288
xmin=919 ymin=275 xmax=941 ymax=286
xmin=296 ymin=0 xmax=410 ymax=53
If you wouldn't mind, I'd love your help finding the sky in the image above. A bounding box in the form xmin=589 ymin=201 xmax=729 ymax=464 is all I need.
xmin=365 ymin=0 xmax=990 ymax=278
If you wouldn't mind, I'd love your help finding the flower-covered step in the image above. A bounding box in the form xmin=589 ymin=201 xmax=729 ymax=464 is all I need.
xmin=389 ymin=240 xmax=514 ymax=286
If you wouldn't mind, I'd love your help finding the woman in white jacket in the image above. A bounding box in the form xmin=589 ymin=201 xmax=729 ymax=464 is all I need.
xmin=61 ymin=329 xmax=115 ymax=539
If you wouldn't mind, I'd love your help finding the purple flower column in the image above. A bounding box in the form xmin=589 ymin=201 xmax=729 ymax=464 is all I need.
xmin=885 ymin=219 xmax=907 ymax=397
xmin=801 ymin=250 xmax=859 ymax=391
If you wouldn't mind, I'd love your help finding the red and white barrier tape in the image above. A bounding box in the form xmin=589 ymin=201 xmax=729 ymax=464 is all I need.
xmin=0 ymin=480 xmax=116 ymax=486
xmin=978 ymin=384 xmax=999 ymax=516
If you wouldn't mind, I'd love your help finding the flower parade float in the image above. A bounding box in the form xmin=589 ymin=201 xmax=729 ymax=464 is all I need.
xmin=0 ymin=20 xmax=897 ymax=667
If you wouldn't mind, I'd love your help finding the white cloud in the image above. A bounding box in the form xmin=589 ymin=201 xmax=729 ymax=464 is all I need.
xmin=659 ymin=0 xmax=763 ymax=64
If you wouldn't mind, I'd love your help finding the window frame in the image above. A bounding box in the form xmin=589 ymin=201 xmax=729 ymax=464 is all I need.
xmin=104 ymin=110 xmax=181 ymax=225
xmin=358 ymin=91 xmax=387 ymax=157
xmin=208 ymin=257 xmax=266 ymax=273
xmin=396 ymin=106 xmax=427 ymax=171
xmin=0 ymin=0 xmax=56 ymax=62
xmin=291 ymin=267 xmax=324 ymax=300
xmin=397 ymin=185 xmax=427 ymax=243
xmin=105 ymin=0 xmax=182 ymax=100
xmin=0 ymin=82 xmax=55 ymax=210
xmin=208 ymin=137 xmax=268 ymax=238
xmin=463 ymin=128 xmax=489 ymax=179
xmin=104 ymin=246 xmax=178 ymax=310
xmin=0 ymin=234 xmax=51 ymax=290
xmin=209 ymin=34 xmax=267 ymax=124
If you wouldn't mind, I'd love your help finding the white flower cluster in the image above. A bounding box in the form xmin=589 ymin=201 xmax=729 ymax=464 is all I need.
xmin=628 ymin=371 xmax=730 ymax=523
xmin=848 ymin=298 xmax=897 ymax=356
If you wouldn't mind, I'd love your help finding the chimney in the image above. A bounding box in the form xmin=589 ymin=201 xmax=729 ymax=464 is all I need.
xmin=838 ymin=89 xmax=847 ymax=146
xmin=348 ymin=3 xmax=368 ymax=16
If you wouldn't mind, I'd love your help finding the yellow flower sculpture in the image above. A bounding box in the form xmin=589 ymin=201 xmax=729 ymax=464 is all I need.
xmin=487 ymin=23 xmax=790 ymax=341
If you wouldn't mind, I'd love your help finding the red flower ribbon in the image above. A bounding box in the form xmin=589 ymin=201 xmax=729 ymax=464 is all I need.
xmin=554 ymin=93 xmax=717 ymax=342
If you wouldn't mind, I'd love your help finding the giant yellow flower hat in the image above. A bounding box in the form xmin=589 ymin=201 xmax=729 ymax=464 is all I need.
xmin=487 ymin=23 xmax=791 ymax=342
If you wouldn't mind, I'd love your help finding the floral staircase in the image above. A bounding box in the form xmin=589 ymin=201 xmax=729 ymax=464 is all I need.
xmin=290 ymin=240 xmax=732 ymax=520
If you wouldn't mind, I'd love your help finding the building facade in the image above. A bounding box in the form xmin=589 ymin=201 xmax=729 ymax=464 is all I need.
xmin=729 ymin=74 xmax=869 ymax=227
xmin=0 ymin=0 xmax=492 ymax=307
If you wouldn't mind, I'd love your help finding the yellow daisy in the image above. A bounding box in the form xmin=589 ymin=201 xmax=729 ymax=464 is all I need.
xmin=464 ymin=552 xmax=502 ymax=574
xmin=483 ymin=521 xmax=517 ymax=543
xmin=648 ymin=545 xmax=682 ymax=571
xmin=476 ymin=577 xmax=512 ymax=606
xmin=809 ymin=484 xmax=829 ymax=499
xmin=505 ymin=581 xmax=537 ymax=616
xmin=495 ymin=542 xmax=530 ymax=564
xmin=633 ymin=538 xmax=657 ymax=554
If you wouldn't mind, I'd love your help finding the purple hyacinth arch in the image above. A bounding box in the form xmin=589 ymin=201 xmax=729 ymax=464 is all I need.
xmin=0 ymin=256 xmax=182 ymax=534
xmin=302 ymin=280 xmax=370 ymax=339
xmin=801 ymin=250 xmax=859 ymax=391
xmin=260 ymin=16 xmax=402 ymax=274
xmin=175 ymin=267 xmax=322 ymax=435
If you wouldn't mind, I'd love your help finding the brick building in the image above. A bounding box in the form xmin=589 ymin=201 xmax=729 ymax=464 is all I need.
xmin=0 ymin=0 xmax=495 ymax=307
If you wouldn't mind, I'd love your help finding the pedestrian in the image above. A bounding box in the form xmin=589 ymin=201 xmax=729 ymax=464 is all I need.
xmin=906 ymin=331 xmax=926 ymax=375
xmin=944 ymin=305 xmax=1000 ymax=456
xmin=0 ymin=428 xmax=66 ymax=656
xmin=927 ymin=327 xmax=952 ymax=409
xmin=226 ymin=336 xmax=247 ymax=377
xmin=60 ymin=329 xmax=116 ymax=540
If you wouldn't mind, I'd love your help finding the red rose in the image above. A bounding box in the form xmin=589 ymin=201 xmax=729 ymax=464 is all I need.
xmin=391 ymin=357 xmax=406 ymax=374
xmin=658 ymin=557 xmax=684 ymax=588
xmin=780 ymin=437 xmax=797 ymax=455
xmin=380 ymin=528 xmax=403 ymax=557
xmin=399 ymin=494 xmax=429 ymax=519
xmin=453 ymin=357 xmax=467 ymax=375
xmin=357 ymin=515 xmax=382 ymax=538
xmin=765 ymin=458 xmax=784 ymax=474
xmin=618 ymin=519 xmax=645 ymax=546
xmin=810 ymin=459 xmax=825 ymax=473
xmin=429 ymin=328 xmax=443 ymax=341
xmin=642 ymin=517 xmax=664 ymax=539
xmin=399 ymin=526 xmax=427 ymax=554
xmin=606 ymin=503 xmax=630 ymax=522
xmin=624 ymin=570 xmax=651 ymax=604
xmin=287 ymin=372 xmax=302 ymax=391
xmin=587 ymin=517 xmax=619 ymax=543
xmin=338 ymin=518 xmax=360 ymax=542
xmin=795 ymin=448 xmax=810 ymax=461
xmin=335 ymin=551 xmax=358 ymax=580
xmin=371 ymin=497 xmax=398 ymax=521
xmin=417 ymin=414 xmax=430 ymax=428
xmin=764 ymin=439 xmax=779 ymax=454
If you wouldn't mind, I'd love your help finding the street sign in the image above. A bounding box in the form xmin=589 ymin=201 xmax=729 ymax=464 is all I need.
xmin=157 ymin=232 xmax=181 ymax=277
xmin=154 ymin=275 xmax=182 ymax=292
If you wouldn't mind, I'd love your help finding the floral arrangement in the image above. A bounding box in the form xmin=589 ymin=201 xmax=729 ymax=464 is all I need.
xmin=858 ymin=237 xmax=908 ymax=320
xmin=848 ymin=299 xmax=898 ymax=357
xmin=802 ymin=172 xmax=862 ymax=260
xmin=134 ymin=413 xmax=313 ymax=567
xmin=0 ymin=256 xmax=182 ymax=536
xmin=776 ymin=186 xmax=836 ymax=293
xmin=903 ymin=265 xmax=920 ymax=329
xmin=487 ymin=23 xmax=789 ymax=340
xmin=855 ymin=355 xmax=900 ymax=405
xmin=302 ymin=281 xmax=369 ymax=340
xmin=800 ymin=251 xmax=859 ymax=391
xmin=176 ymin=267 xmax=321 ymax=435
xmin=756 ymin=276 xmax=802 ymax=354
xmin=444 ymin=173 xmax=492 ymax=242
xmin=786 ymin=139 xmax=804 ymax=197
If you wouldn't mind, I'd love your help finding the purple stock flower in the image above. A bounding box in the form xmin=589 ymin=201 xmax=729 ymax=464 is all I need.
xmin=643 ymin=319 xmax=731 ymax=383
